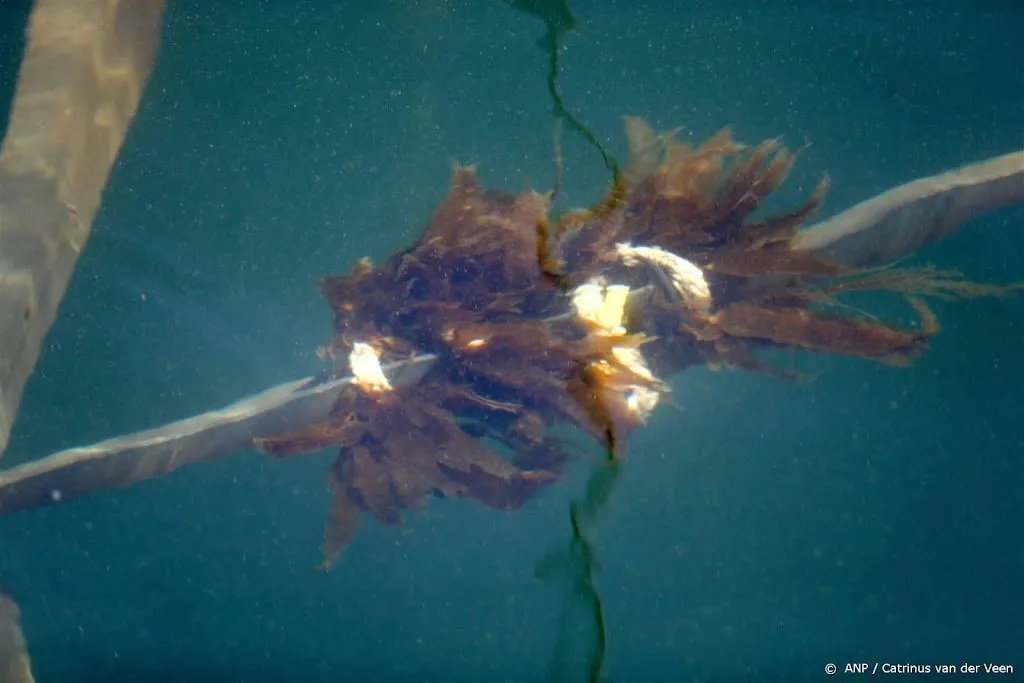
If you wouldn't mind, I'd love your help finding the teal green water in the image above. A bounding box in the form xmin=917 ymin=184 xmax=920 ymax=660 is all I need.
xmin=2 ymin=1 xmax=1022 ymax=681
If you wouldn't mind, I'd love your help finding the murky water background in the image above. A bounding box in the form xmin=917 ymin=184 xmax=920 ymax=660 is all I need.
xmin=1 ymin=1 xmax=1022 ymax=680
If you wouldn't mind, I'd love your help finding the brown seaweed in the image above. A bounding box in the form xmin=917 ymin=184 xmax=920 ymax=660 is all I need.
xmin=259 ymin=117 xmax=1017 ymax=569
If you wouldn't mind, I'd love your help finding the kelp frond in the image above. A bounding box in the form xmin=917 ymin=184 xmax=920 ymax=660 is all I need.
xmin=814 ymin=264 xmax=1024 ymax=302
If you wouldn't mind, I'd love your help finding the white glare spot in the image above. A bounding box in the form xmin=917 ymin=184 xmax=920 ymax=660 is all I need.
xmin=349 ymin=342 xmax=393 ymax=392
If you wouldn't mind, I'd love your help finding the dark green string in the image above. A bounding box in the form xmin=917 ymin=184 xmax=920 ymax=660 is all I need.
xmin=529 ymin=376 xmax=622 ymax=683
xmin=511 ymin=0 xmax=621 ymax=179
xmin=539 ymin=31 xmax=620 ymax=179
xmin=534 ymin=456 xmax=621 ymax=683
xmin=510 ymin=3 xmax=626 ymax=680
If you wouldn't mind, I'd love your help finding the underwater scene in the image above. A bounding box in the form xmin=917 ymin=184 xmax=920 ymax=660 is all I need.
xmin=0 ymin=0 xmax=1021 ymax=681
